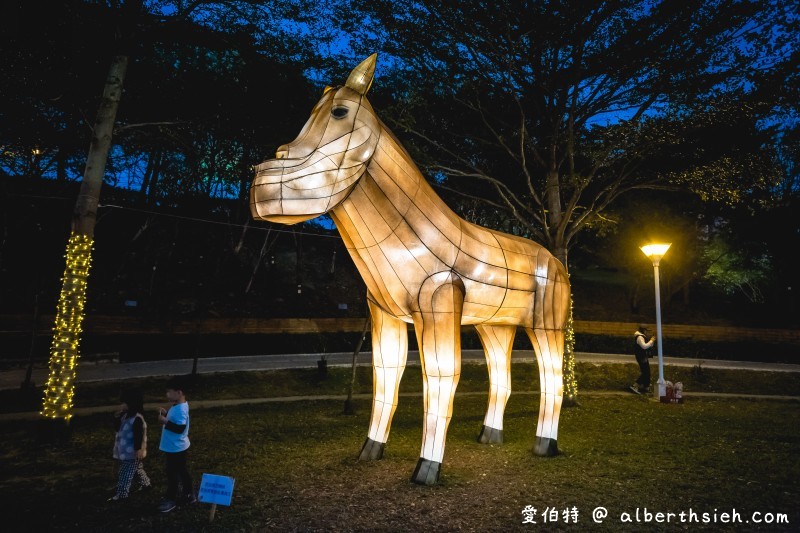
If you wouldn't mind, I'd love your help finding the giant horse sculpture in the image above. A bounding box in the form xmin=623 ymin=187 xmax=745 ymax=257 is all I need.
xmin=250 ymin=54 xmax=570 ymax=485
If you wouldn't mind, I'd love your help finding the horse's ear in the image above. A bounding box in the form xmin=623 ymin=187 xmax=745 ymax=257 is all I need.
xmin=322 ymin=85 xmax=335 ymax=95
xmin=345 ymin=53 xmax=377 ymax=95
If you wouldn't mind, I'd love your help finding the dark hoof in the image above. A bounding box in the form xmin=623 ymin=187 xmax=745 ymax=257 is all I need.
xmin=477 ymin=425 xmax=503 ymax=444
xmin=533 ymin=436 xmax=559 ymax=456
xmin=358 ymin=437 xmax=384 ymax=461
xmin=411 ymin=458 xmax=441 ymax=485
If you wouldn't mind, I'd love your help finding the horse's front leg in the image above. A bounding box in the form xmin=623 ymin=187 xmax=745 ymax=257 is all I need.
xmin=359 ymin=296 xmax=409 ymax=461
xmin=410 ymin=272 xmax=465 ymax=485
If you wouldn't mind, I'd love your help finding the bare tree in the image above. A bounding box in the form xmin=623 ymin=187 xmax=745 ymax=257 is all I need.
xmin=343 ymin=0 xmax=790 ymax=265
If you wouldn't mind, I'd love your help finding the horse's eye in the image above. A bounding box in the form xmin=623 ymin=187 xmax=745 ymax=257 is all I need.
xmin=331 ymin=106 xmax=349 ymax=119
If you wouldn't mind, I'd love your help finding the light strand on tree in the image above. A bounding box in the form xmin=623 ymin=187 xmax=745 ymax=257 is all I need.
xmin=41 ymin=232 xmax=93 ymax=420
xmin=563 ymin=295 xmax=578 ymax=402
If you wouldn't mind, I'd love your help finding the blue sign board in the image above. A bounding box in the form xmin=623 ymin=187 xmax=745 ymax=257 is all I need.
xmin=198 ymin=473 xmax=235 ymax=506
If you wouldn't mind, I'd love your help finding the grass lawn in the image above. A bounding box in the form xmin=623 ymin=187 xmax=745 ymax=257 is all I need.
xmin=0 ymin=363 xmax=798 ymax=532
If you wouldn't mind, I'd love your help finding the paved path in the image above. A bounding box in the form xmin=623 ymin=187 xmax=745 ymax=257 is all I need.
xmin=2 ymin=350 xmax=798 ymax=422
xmin=3 ymin=350 xmax=798 ymax=392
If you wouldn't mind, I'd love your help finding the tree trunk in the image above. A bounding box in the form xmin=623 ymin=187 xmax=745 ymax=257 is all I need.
xmin=138 ymin=148 xmax=160 ymax=205
xmin=562 ymin=296 xmax=579 ymax=407
xmin=629 ymin=279 xmax=641 ymax=314
xmin=147 ymin=151 xmax=163 ymax=207
xmin=245 ymin=229 xmax=273 ymax=294
xmin=71 ymin=55 xmax=128 ymax=237
xmin=137 ymin=150 xmax=153 ymax=204
xmin=545 ymin=168 xmax=563 ymax=232
xmin=233 ymin=218 xmax=250 ymax=255
xmin=41 ymin=54 xmax=129 ymax=422
xmin=551 ymin=244 xmax=579 ymax=407
xmin=344 ymin=317 xmax=371 ymax=415
xmin=56 ymin=147 xmax=67 ymax=182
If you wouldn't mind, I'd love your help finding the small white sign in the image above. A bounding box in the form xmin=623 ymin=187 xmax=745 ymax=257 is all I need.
xmin=198 ymin=473 xmax=235 ymax=506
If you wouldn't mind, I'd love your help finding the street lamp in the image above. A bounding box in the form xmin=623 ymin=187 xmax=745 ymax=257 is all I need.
xmin=640 ymin=243 xmax=671 ymax=401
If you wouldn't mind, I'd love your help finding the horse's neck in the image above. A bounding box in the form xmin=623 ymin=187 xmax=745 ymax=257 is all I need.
xmin=371 ymin=124 xmax=423 ymax=198
xmin=330 ymin=126 xmax=463 ymax=312
xmin=331 ymin=128 xmax=418 ymax=241
xmin=366 ymin=124 xmax=457 ymax=223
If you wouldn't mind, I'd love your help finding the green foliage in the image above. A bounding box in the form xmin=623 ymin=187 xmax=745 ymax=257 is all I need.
xmin=701 ymin=238 xmax=772 ymax=303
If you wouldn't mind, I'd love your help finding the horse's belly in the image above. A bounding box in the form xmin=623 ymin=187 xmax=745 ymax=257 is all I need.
xmin=462 ymin=281 xmax=534 ymax=326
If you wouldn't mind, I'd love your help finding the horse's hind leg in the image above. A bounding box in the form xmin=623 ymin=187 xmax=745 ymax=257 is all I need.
xmin=474 ymin=324 xmax=516 ymax=444
xmin=358 ymin=297 xmax=408 ymax=461
xmin=523 ymin=326 xmax=565 ymax=456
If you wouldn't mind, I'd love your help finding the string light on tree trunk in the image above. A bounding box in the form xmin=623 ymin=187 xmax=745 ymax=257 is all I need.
xmin=563 ymin=295 xmax=578 ymax=404
xmin=41 ymin=232 xmax=93 ymax=420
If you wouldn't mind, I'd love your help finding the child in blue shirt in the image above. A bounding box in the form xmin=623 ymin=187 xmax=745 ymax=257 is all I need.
xmin=157 ymin=375 xmax=195 ymax=513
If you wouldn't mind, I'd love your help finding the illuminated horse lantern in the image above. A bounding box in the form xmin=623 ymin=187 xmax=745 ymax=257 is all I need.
xmin=250 ymin=54 xmax=570 ymax=485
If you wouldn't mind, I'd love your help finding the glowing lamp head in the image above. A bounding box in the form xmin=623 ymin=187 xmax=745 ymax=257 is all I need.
xmin=640 ymin=243 xmax=671 ymax=266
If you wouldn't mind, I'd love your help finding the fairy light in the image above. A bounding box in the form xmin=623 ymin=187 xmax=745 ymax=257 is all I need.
xmin=41 ymin=232 xmax=94 ymax=420
xmin=563 ymin=294 xmax=578 ymax=404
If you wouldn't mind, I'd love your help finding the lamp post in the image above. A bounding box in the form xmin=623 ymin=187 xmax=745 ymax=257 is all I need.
xmin=640 ymin=243 xmax=671 ymax=401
